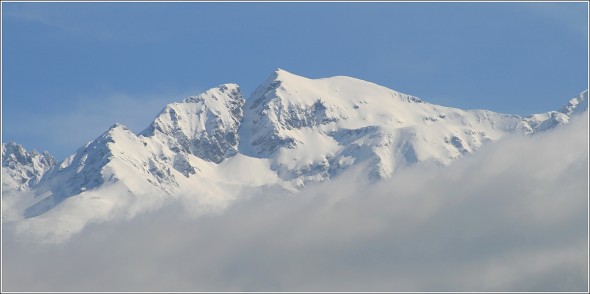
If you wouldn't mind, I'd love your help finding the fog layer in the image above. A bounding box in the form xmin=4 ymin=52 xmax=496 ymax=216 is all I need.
xmin=2 ymin=113 xmax=588 ymax=292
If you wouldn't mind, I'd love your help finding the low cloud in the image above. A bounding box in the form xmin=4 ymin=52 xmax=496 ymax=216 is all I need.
xmin=2 ymin=113 xmax=588 ymax=292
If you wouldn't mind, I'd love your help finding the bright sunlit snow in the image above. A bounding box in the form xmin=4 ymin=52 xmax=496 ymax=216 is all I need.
xmin=2 ymin=69 xmax=588 ymax=292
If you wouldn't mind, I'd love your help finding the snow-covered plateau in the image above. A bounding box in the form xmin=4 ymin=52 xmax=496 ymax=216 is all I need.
xmin=2 ymin=69 xmax=588 ymax=243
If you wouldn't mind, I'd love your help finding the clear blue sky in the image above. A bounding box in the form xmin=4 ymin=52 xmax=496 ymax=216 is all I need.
xmin=2 ymin=1 xmax=588 ymax=160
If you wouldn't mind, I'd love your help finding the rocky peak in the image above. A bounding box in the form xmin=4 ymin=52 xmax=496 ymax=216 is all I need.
xmin=559 ymin=90 xmax=588 ymax=117
xmin=2 ymin=142 xmax=55 ymax=191
xmin=141 ymin=84 xmax=245 ymax=163
xmin=523 ymin=90 xmax=588 ymax=132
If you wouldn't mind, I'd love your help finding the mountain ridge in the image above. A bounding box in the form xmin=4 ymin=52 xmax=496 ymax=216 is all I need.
xmin=2 ymin=69 xmax=588 ymax=241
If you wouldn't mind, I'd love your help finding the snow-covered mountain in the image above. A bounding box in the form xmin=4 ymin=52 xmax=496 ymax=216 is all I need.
xmin=240 ymin=69 xmax=537 ymax=183
xmin=140 ymin=84 xmax=245 ymax=164
xmin=523 ymin=91 xmax=588 ymax=132
xmin=2 ymin=142 xmax=55 ymax=193
xmin=2 ymin=69 xmax=587 ymax=242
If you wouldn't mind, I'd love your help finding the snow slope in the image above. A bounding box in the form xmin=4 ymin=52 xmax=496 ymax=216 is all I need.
xmin=523 ymin=90 xmax=588 ymax=132
xmin=2 ymin=69 xmax=587 ymax=242
xmin=241 ymin=69 xmax=544 ymax=183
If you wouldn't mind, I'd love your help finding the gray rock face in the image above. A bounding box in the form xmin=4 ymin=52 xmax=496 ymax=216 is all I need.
xmin=53 ymin=124 xmax=132 ymax=195
xmin=142 ymin=84 xmax=245 ymax=163
xmin=2 ymin=142 xmax=55 ymax=192
xmin=24 ymin=123 xmax=182 ymax=218
xmin=241 ymin=71 xmax=343 ymax=157
xmin=25 ymin=124 xmax=129 ymax=218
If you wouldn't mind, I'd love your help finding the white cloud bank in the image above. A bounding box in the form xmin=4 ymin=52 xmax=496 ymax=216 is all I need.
xmin=2 ymin=112 xmax=588 ymax=292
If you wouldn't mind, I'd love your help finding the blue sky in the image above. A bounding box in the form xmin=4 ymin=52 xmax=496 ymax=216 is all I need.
xmin=2 ymin=1 xmax=588 ymax=160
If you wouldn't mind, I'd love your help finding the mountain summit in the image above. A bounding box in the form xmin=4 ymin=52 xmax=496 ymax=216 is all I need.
xmin=2 ymin=69 xmax=587 ymax=242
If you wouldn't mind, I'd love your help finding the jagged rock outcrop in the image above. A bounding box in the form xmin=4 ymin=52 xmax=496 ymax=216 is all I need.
xmin=141 ymin=84 xmax=245 ymax=164
xmin=2 ymin=142 xmax=55 ymax=192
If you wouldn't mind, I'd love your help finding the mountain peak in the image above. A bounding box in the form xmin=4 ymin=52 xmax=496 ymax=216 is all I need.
xmin=108 ymin=123 xmax=128 ymax=131
xmin=142 ymin=84 xmax=245 ymax=163
xmin=252 ymin=68 xmax=309 ymax=96
xmin=559 ymin=89 xmax=588 ymax=116
xmin=183 ymin=83 xmax=241 ymax=104
xmin=273 ymin=68 xmax=310 ymax=83
xmin=2 ymin=141 xmax=55 ymax=192
xmin=272 ymin=67 xmax=294 ymax=77
xmin=103 ymin=123 xmax=133 ymax=141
